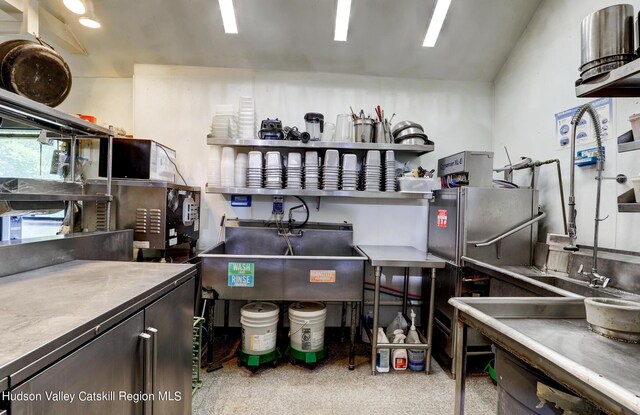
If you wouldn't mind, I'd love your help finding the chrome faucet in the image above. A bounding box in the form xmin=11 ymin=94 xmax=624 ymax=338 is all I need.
xmin=564 ymin=103 xmax=611 ymax=289
xmin=577 ymin=264 xmax=610 ymax=288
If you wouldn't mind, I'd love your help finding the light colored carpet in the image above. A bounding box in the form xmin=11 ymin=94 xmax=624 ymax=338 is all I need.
xmin=192 ymin=339 xmax=497 ymax=415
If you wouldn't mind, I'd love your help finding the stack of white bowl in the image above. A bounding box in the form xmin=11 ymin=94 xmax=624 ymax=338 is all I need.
xmin=220 ymin=147 xmax=236 ymax=187
xmin=207 ymin=146 xmax=222 ymax=187
xmin=322 ymin=150 xmax=340 ymax=190
xmin=364 ymin=150 xmax=382 ymax=191
xmin=247 ymin=151 xmax=263 ymax=188
xmin=286 ymin=153 xmax=303 ymax=190
xmin=265 ymin=151 xmax=283 ymax=189
xmin=341 ymin=154 xmax=358 ymax=191
xmin=235 ymin=153 xmax=248 ymax=188
xmin=304 ymin=151 xmax=320 ymax=190
xmin=210 ymin=104 xmax=234 ymax=138
xmin=385 ymin=151 xmax=396 ymax=192
xmin=238 ymin=96 xmax=255 ymax=138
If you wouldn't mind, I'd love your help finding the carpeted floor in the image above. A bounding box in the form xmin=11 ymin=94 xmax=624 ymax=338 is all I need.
xmin=192 ymin=332 xmax=497 ymax=414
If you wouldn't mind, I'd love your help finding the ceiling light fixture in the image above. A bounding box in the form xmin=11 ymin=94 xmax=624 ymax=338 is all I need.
xmin=334 ymin=0 xmax=352 ymax=41
xmin=422 ymin=0 xmax=452 ymax=47
xmin=78 ymin=0 xmax=101 ymax=29
xmin=218 ymin=0 xmax=238 ymax=34
xmin=63 ymin=0 xmax=86 ymax=15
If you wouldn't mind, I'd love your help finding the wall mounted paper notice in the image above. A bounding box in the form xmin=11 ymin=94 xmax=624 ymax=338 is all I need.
xmin=555 ymin=98 xmax=612 ymax=150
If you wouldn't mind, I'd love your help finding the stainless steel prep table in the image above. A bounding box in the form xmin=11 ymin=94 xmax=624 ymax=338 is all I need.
xmin=450 ymin=297 xmax=640 ymax=415
xmin=358 ymin=245 xmax=446 ymax=375
xmin=0 ymin=260 xmax=195 ymax=386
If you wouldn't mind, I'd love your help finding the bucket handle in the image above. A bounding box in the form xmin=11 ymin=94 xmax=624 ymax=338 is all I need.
xmin=288 ymin=320 xmax=310 ymax=338
xmin=34 ymin=34 xmax=56 ymax=51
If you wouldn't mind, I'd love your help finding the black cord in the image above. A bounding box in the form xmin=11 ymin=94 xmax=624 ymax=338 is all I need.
xmin=291 ymin=196 xmax=309 ymax=228
xmin=158 ymin=145 xmax=187 ymax=185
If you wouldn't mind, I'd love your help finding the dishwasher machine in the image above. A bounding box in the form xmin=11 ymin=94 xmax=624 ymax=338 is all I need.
xmin=425 ymin=187 xmax=540 ymax=375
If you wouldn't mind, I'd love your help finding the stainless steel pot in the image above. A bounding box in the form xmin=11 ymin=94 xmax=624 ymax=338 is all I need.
xmin=580 ymin=4 xmax=635 ymax=81
xmin=354 ymin=117 xmax=374 ymax=143
xmin=391 ymin=121 xmax=422 ymax=137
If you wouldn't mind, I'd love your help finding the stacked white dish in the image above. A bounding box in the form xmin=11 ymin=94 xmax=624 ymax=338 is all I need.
xmin=210 ymin=104 xmax=234 ymax=138
xmin=304 ymin=151 xmax=320 ymax=190
xmin=286 ymin=153 xmax=303 ymax=190
xmin=341 ymin=154 xmax=358 ymax=191
xmin=364 ymin=150 xmax=382 ymax=192
xmin=322 ymin=150 xmax=340 ymax=190
xmin=265 ymin=151 xmax=283 ymax=189
xmin=238 ymin=96 xmax=255 ymax=138
xmin=235 ymin=153 xmax=248 ymax=188
xmin=247 ymin=151 xmax=263 ymax=188
xmin=207 ymin=145 xmax=222 ymax=187
xmin=385 ymin=151 xmax=397 ymax=192
xmin=220 ymin=147 xmax=236 ymax=187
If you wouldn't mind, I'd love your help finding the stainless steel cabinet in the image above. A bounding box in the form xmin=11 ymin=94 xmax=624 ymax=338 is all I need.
xmin=11 ymin=312 xmax=145 ymax=415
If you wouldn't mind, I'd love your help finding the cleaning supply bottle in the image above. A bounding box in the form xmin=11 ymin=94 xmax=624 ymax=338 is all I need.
xmin=376 ymin=327 xmax=390 ymax=373
xmin=391 ymin=329 xmax=407 ymax=370
xmin=362 ymin=310 xmax=373 ymax=343
xmin=407 ymin=309 xmax=425 ymax=371
xmin=385 ymin=312 xmax=408 ymax=342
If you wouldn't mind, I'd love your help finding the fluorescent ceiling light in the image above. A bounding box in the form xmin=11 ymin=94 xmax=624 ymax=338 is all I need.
xmin=423 ymin=0 xmax=452 ymax=47
xmin=79 ymin=16 xmax=101 ymax=28
xmin=218 ymin=0 xmax=238 ymax=34
xmin=334 ymin=0 xmax=352 ymax=42
xmin=63 ymin=0 xmax=86 ymax=15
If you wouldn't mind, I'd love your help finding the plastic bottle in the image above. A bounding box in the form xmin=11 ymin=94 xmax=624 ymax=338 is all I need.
xmin=376 ymin=327 xmax=390 ymax=373
xmin=385 ymin=312 xmax=408 ymax=342
xmin=391 ymin=330 xmax=407 ymax=370
xmin=362 ymin=310 xmax=373 ymax=343
xmin=407 ymin=309 xmax=425 ymax=371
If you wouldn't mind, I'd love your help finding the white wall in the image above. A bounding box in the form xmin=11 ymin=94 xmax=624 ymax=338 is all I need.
xmin=132 ymin=64 xmax=494 ymax=249
xmin=494 ymin=0 xmax=640 ymax=252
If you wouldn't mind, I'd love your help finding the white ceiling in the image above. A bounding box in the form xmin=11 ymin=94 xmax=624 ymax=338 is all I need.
xmin=39 ymin=0 xmax=541 ymax=81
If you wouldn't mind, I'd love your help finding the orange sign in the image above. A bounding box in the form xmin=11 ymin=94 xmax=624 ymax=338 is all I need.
xmin=310 ymin=270 xmax=336 ymax=283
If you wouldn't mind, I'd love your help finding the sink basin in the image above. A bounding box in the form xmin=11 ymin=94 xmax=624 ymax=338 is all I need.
xmin=527 ymin=275 xmax=618 ymax=298
xmin=584 ymin=298 xmax=640 ymax=343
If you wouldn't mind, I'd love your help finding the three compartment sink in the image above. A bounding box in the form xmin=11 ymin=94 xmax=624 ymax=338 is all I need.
xmin=584 ymin=298 xmax=640 ymax=343
xmin=527 ymin=275 xmax=619 ymax=298
xmin=199 ymin=220 xmax=367 ymax=301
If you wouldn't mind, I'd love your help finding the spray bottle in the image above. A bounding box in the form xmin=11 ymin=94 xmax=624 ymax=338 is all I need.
xmin=391 ymin=329 xmax=407 ymax=370
xmin=376 ymin=327 xmax=390 ymax=373
xmin=407 ymin=309 xmax=425 ymax=371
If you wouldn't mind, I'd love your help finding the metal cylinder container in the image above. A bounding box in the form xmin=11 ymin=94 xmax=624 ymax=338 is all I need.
xmin=580 ymin=4 xmax=635 ymax=81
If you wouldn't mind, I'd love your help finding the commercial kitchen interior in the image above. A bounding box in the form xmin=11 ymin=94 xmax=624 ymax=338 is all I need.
xmin=1 ymin=0 xmax=640 ymax=414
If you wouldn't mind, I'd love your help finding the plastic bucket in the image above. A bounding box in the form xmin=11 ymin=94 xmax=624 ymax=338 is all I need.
xmin=240 ymin=302 xmax=279 ymax=355
xmin=288 ymin=302 xmax=327 ymax=352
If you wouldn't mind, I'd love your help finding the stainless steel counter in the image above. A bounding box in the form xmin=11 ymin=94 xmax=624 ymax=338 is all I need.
xmin=358 ymin=245 xmax=447 ymax=268
xmin=0 ymin=260 xmax=195 ymax=386
xmin=450 ymin=297 xmax=640 ymax=415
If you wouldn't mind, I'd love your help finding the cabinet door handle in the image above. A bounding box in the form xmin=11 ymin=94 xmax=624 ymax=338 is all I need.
xmin=146 ymin=326 xmax=158 ymax=411
xmin=139 ymin=333 xmax=152 ymax=415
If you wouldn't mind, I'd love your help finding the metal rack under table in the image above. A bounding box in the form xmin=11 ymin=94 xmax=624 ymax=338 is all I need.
xmin=358 ymin=245 xmax=446 ymax=375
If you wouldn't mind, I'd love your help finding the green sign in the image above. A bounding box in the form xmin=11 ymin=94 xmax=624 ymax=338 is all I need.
xmin=228 ymin=262 xmax=254 ymax=287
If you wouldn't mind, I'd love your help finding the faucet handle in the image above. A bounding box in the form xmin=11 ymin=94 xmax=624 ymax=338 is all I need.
xmin=577 ymin=264 xmax=584 ymax=274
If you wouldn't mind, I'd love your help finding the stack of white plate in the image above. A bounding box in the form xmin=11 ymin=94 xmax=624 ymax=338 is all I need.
xmin=341 ymin=154 xmax=358 ymax=191
xmin=247 ymin=151 xmax=263 ymax=188
xmin=304 ymin=151 xmax=320 ymax=190
xmin=220 ymin=147 xmax=236 ymax=187
xmin=264 ymin=151 xmax=283 ymax=189
xmin=385 ymin=151 xmax=397 ymax=192
xmin=207 ymin=145 xmax=222 ymax=187
xmin=286 ymin=152 xmax=303 ymax=190
xmin=235 ymin=153 xmax=248 ymax=188
xmin=210 ymin=104 xmax=234 ymax=138
xmin=238 ymin=96 xmax=255 ymax=138
xmin=364 ymin=150 xmax=382 ymax=192
xmin=322 ymin=150 xmax=340 ymax=190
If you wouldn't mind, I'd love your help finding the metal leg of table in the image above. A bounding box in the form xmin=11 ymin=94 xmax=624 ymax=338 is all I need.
xmin=454 ymin=318 xmax=468 ymax=415
xmin=371 ymin=266 xmax=382 ymax=375
xmin=402 ymin=267 xmax=410 ymax=316
xmin=426 ymin=268 xmax=436 ymax=374
xmin=341 ymin=302 xmax=347 ymax=343
xmin=223 ymin=299 xmax=230 ymax=342
xmin=349 ymin=301 xmax=357 ymax=370
xmin=206 ymin=297 xmax=216 ymax=366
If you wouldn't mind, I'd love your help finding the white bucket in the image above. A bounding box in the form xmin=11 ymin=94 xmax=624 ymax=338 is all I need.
xmin=288 ymin=302 xmax=327 ymax=353
xmin=240 ymin=302 xmax=279 ymax=355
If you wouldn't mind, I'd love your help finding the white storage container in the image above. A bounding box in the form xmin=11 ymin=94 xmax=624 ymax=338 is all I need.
xmin=398 ymin=177 xmax=437 ymax=193
xmin=240 ymin=302 xmax=279 ymax=355
xmin=629 ymin=114 xmax=640 ymax=140
xmin=632 ymin=176 xmax=640 ymax=202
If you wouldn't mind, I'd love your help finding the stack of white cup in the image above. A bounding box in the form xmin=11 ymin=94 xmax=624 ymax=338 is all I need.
xmin=238 ymin=96 xmax=255 ymax=138
xmin=286 ymin=153 xmax=303 ymax=189
xmin=235 ymin=153 xmax=248 ymax=188
xmin=304 ymin=151 xmax=320 ymax=190
xmin=220 ymin=147 xmax=236 ymax=187
xmin=385 ymin=151 xmax=397 ymax=192
xmin=247 ymin=151 xmax=263 ymax=188
xmin=207 ymin=146 xmax=222 ymax=187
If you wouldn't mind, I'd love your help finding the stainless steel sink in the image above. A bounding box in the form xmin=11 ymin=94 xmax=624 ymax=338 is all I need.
xmin=199 ymin=220 xmax=366 ymax=301
xmin=527 ymin=275 xmax=619 ymax=298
